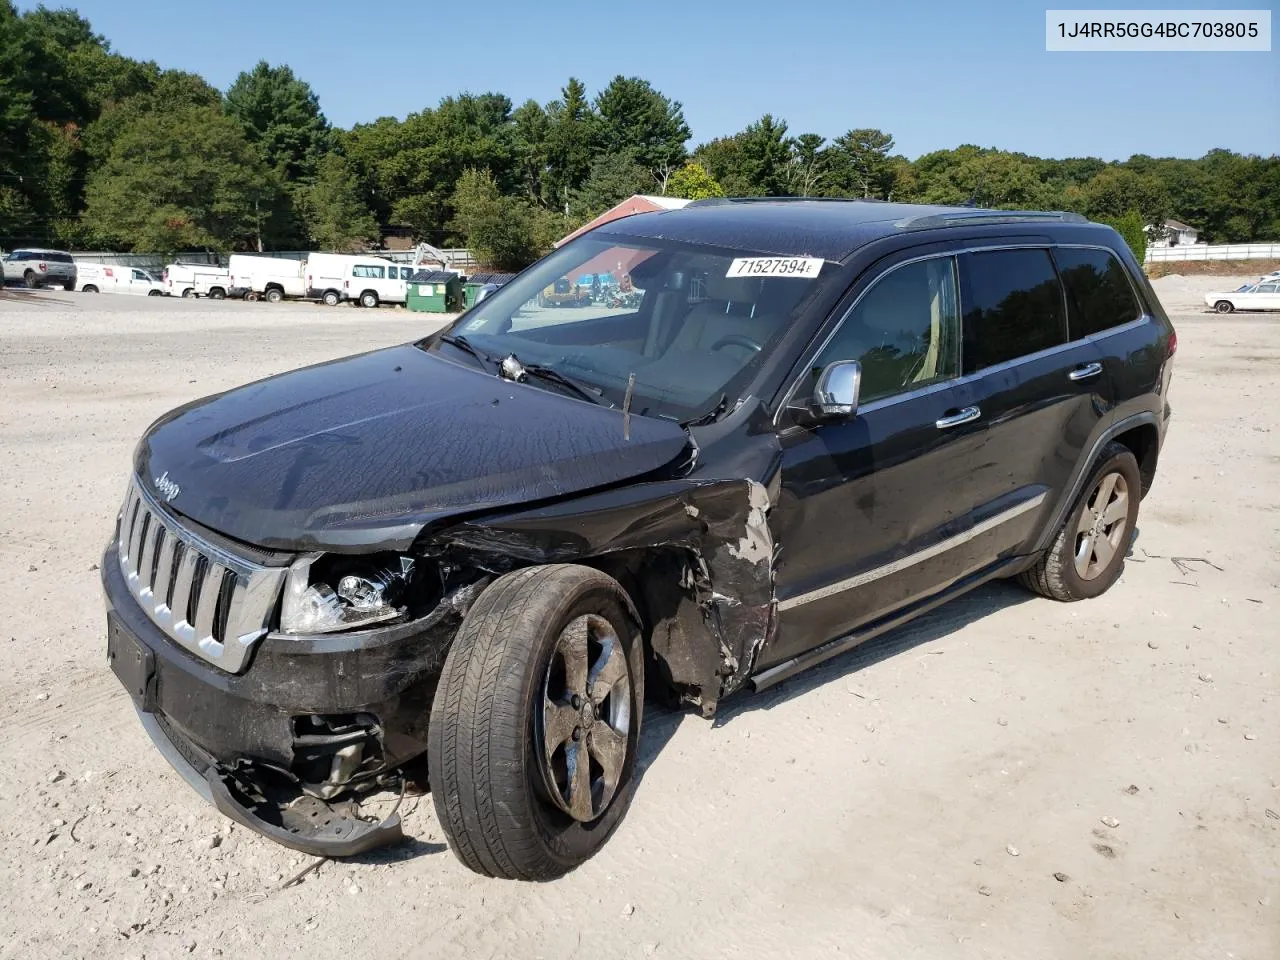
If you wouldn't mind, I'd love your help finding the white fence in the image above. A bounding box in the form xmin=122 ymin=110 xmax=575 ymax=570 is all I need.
xmin=1146 ymin=243 xmax=1280 ymax=263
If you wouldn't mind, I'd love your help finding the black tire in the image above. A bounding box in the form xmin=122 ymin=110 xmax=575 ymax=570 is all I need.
xmin=1018 ymin=441 xmax=1141 ymax=602
xmin=265 ymin=287 xmax=283 ymax=303
xmin=208 ymin=288 xmax=225 ymax=300
xmin=23 ymin=270 xmax=39 ymax=289
xmin=1214 ymin=300 xmax=1234 ymax=314
xmin=359 ymin=291 xmax=379 ymax=309
xmin=181 ymin=288 xmax=194 ymax=299
xmin=429 ymin=564 xmax=645 ymax=881
xmin=148 ymin=289 xmax=162 ymax=296
xmin=322 ymin=290 xmax=341 ymax=307
xmin=82 ymin=285 xmax=98 ymax=294
xmin=63 ymin=280 xmax=75 ymax=291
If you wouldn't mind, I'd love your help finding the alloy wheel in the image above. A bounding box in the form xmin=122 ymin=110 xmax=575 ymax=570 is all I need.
xmin=537 ymin=614 xmax=632 ymax=822
xmin=1074 ymin=471 xmax=1130 ymax=580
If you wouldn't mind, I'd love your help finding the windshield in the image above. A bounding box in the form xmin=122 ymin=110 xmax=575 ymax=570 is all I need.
xmin=424 ymin=235 xmax=829 ymax=421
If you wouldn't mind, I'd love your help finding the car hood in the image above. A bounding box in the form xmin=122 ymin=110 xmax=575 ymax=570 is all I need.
xmin=135 ymin=345 xmax=692 ymax=552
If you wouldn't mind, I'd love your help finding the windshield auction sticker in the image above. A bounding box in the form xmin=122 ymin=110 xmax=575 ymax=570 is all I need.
xmin=1046 ymin=10 xmax=1271 ymax=51
xmin=726 ymin=257 xmax=824 ymax=279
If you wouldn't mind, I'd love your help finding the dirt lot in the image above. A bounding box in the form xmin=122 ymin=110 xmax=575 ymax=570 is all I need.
xmin=0 ymin=283 xmax=1275 ymax=960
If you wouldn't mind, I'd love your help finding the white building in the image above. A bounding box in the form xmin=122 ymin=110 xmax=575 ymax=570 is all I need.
xmin=1150 ymin=218 xmax=1200 ymax=247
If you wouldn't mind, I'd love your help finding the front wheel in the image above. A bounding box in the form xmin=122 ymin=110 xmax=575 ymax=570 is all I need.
xmin=1019 ymin=441 xmax=1141 ymax=601
xmin=148 ymin=290 xmax=162 ymax=296
xmin=429 ymin=564 xmax=645 ymax=881
xmin=1214 ymin=300 xmax=1234 ymax=314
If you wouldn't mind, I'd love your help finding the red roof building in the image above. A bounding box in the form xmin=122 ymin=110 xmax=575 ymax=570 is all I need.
xmin=555 ymin=195 xmax=691 ymax=248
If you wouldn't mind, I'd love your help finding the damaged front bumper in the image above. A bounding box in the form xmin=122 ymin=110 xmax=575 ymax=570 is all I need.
xmin=102 ymin=545 xmax=457 ymax=856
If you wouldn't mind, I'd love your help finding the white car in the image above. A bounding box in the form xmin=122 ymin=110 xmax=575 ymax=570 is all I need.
xmin=1204 ymin=280 xmax=1280 ymax=313
xmin=77 ymin=263 xmax=165 ymax=296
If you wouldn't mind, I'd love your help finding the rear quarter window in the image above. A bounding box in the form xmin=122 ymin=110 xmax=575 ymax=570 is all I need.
xmin=959 ymin=249 xmax=1068 ymax=373
xmin=1054 ymin=247 xmax=1142 ymax=338
xmin=47 ymin=252 xmax=74 ymax=263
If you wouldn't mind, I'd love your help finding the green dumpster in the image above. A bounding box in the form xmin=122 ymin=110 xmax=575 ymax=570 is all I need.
xmin=462 ymin=272 xmax=515 ymax=308
xmin=406 ymin=270 xmax=462 ymax=312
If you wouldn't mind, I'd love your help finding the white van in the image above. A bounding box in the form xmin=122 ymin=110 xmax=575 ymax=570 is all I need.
xmin=77 ymin=263 xmax=165 ymax=296
xmin=164 ymin=263 xmax=231 ymax=299
xmin=227 ymin=254 xmax=306 ymax=302
xmin=305 ymin=254 xmax=411 ymax=307
xmin=344 ymin=258 xmax=411 ymax=308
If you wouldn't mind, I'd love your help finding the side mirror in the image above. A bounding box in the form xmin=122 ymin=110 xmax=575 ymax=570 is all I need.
xmin=795 ymin=360 xmax=861 ymax=424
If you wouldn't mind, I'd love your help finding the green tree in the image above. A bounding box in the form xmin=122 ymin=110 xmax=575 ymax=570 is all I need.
xmin=787 ymin=133 xmax=827 ymax=197
xmin=299 ymin=153 xmax=379 ymax=251
xmin=594 ymin=76 xmax=690 ymax=191
xmin=449 ymin=167 xmax=549 ymax=271
xmin=511 ymin=99 xmax=551 ymax=203
xmin=1075 ymin=167 xmax=1169 ymax=228
xmin=828 ymin=128 xmax=896 ymax=198
xmin=915 ymin=147 xmax=1053 ymax=208
xmin=83 ymin=104 xmax=277 ymax=252
xmin=1101 ymin=209 xmax=1147 ymax=263
xmin=666 ymin=162 xmax=725 ymax=200
xmin=544 ymin=78 xmax=596 ymax=210
xmin=224 ymin=61 xmax=331 ymax=184
xmin=572 ymin=150 xmax=649 ymax=218
xmin=696 ymin=115 xmax=793 ymax=196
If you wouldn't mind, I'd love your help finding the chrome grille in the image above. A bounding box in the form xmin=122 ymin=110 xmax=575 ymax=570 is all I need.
xmin=116 ymin=477 xmax=288 ymax=673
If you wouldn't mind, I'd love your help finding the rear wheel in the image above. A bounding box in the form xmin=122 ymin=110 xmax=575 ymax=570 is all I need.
xmin=208 ymin=288 xmax=225 ymax=300
xmin=23 ymin=270 xmax=39 ymax=289
xmin=265 ymin=287 xmax=283 ymax=303
xmin=1019 ymin=442 xmax=1141 ymax=602
xmin=181 ymin=288 xmax=194 ymax=299
xmin=82 ymin=284 xmax=99 ymax=294
xmin=63 ymin=280 xmax=75 ymax=291
xmin=359 ymin=291 xmax=379 ymax=309
xmin=148 ymin=290 xmax=162 ymax=296
xmin=322 ymin=290 xmax=341 ymax=307
xmin=429 ymin=564 xmax=645 ymax=881
xmin=1214 ymin=300 xmax=1234 ymax=314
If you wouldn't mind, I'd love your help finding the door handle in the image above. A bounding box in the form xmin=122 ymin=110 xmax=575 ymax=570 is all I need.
xmin=935 ymin=406 xmax=981 ymax=429
xmin=1068 ymin=361 xmax=1103 ymax=381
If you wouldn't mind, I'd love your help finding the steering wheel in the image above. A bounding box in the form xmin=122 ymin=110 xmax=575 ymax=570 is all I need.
xmin=710 ymin=334 xmax=764 ymax=355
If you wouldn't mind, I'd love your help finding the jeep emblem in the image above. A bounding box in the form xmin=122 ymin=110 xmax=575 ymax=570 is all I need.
xmin=153 ymin=471 xmax=180 ymax=503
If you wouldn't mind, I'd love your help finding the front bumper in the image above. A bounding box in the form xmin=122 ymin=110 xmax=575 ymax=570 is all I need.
xmin=102 ymin=542 xmax=461 ymax=855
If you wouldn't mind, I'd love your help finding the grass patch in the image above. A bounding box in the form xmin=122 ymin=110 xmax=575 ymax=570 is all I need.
xmin=1146 ymin=259 xmax=1280 ymax=279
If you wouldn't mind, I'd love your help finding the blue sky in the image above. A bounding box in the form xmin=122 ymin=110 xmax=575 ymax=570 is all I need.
xmin=22 ymin=0 xmax=1279 ymax=159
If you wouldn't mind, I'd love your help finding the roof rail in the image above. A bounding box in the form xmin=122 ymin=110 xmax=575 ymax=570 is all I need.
xmin=685 ymin=196 xmax=888 ymax=208
xmin=896 ymin=210 xmax=1089 ymax=230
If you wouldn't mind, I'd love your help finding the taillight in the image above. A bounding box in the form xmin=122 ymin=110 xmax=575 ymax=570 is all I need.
xmin=1168 ymin=331 xmax=1178 ymax=357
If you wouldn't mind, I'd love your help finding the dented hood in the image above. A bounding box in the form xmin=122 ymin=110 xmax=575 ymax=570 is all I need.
xmin=134 ymin=345 xmax=691 ymax=551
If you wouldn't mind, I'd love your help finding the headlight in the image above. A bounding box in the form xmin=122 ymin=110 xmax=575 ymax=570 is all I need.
xmin=280 ymin=553 xmax=416 ymax=635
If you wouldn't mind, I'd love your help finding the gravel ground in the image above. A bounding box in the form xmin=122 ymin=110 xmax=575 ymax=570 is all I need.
xmin=0 ymin=283 xmax=1275 ymax=960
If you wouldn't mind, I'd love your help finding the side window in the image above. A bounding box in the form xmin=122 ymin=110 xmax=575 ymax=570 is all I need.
xmin=810 ymin=256 xmax=961 ymax=404
xmin=960 ymin=249 xmax=1067 ymax=373
xmin=1257 ymin=283 xmax=1279 ymax=293
xmin=1053 ymin=247 xmax=1142 ymax=338
xmin=352 ymin=265 xmax=385 ymax=279
xmin=132 ymin=269 xmax=147 ymax=281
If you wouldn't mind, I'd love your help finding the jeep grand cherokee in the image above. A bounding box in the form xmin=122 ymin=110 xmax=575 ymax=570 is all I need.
xmin=102 ymin=199 xmax=1175 ymax=880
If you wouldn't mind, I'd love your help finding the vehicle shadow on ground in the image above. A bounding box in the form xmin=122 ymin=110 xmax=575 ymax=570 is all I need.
xmin=346 ymin=834 xmax=448 ymax=865
xmin=715 ymin=579 xmax=1037 ymax=727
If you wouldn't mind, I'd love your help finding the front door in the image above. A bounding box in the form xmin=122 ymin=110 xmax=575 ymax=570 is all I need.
xmin=768 ymin=254 xmax=988 ymax=667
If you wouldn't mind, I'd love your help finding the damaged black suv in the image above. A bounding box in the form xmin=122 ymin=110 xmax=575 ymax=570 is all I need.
xmin=102 ymin=199 xmax=1176 ymax=880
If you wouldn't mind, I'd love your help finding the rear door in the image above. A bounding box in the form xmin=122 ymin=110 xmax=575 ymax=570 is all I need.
xmin=955 ymin=247 xmax=1111 ymax=559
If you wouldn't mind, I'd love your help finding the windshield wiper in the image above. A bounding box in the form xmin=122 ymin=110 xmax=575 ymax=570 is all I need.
xmin=518 ymin=363 xmax=608 ymax=406
xmin=438 ymin=334 xmax=494 ymax=372
xmin=684 ymin=392 xmax=729 ymax=427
